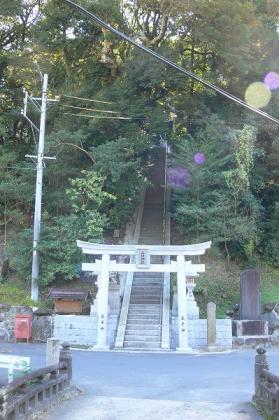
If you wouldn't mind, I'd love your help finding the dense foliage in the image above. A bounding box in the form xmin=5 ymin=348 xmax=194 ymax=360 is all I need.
xmin=0 ymin=0 xmax=278 ymax=290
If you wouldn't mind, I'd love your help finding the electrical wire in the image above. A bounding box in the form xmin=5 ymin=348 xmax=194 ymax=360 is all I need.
xmin=27 ymin=95 xmax=41 ymax=112
xmin=63 ymin=112 xmax=132 ymax=120
xmin=2 ymin=166 xmax=36 ymax=171
xmin=63 ymin=0 xmax=279 ymax=125
xmin=61 ymin=94 xmax=114 ymax=104
xmin=61 ymin=104 xmax=119 ymax=114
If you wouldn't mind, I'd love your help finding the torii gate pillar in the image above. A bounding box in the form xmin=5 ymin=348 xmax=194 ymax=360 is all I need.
xmin=93 ymin=253 xmax=110 ymax=350
xmin=176 ymin=254 xmax=192 ymax=352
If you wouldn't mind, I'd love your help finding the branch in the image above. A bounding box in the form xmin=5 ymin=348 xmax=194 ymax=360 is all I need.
xmin=55 ymin=142 xmax=95 ymax=163
xmin=145 ymin=14 xmax=169 ymax=47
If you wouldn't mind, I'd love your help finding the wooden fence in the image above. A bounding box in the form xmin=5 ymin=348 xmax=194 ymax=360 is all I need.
xmin=253 ymin=347 xmax=279 ymax=418
xmin=0 ymin=343 xmax=72 ymax=420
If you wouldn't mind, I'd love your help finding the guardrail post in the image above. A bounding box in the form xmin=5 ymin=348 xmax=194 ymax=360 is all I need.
xmin=46 ymin=337 xmax=60 ymax=366
xmin=59 ymin=342 xmax=72 ymax=381
xmin=253 ymin=347 xmax=269 ymax=400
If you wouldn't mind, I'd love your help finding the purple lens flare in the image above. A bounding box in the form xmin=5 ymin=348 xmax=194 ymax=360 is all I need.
xmin=167 ymin=166 xmax=192 ymax=189
xmin=193 ymin=152 xmax=206 ymax=165
xmin=264 ymin=72 xmax=279 ymax=90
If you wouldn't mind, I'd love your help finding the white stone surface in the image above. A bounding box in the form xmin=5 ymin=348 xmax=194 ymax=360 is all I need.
xmin=186 ymin=279 xmax=200 ymax=320
xmin=46 ymin=337 xmax=60 ymax=366
xmin=53 ymin=314 xmax=118 ymax=347
xmin=171 ymin=317 xmax=232 ymax=350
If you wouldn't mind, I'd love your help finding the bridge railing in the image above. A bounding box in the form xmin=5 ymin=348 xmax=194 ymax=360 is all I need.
xmin=0 ymin=343 xmax=72 ymax=420
xmin=253 ymin=347 xmax=279 ymax=418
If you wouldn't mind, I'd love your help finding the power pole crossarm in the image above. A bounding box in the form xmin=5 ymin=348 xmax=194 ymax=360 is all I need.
xmin=31 ymin=74 xmax=48 ymax=301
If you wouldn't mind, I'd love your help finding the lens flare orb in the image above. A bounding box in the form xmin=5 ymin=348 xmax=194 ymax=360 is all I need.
xmin=264 ymin=72 xmax=279 ymax=90
xmin=244 ymin=82 xmax=271 ymax=108
xmin=167 ymin=166 xmax=191 ymax=189
xmin=193 ymin=152 xmax=206 ymax=165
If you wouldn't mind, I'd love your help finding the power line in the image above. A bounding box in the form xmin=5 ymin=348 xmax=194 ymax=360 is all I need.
xmin=1 ymin=166 xmax=36 ymax=171
xmin=63 ymin=0 xmax=279 ymax=126
xmin=61 ymin=104 xmax=119 ymax=114
xmin=61 ymin=94 xmax=114 ymax=104
xmin=63 ymin=112 xmax=132 ymax=120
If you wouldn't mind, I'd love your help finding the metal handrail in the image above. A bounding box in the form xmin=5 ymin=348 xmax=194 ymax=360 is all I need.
xmin=162 ymin=141 xmax=168 ymax=246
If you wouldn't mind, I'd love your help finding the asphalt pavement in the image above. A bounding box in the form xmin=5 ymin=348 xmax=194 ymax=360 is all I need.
xmin=1 ymin=343 xmax=278 ymax=419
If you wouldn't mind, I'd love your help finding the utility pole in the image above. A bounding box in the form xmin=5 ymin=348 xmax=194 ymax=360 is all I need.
xmin=30 ymin=73 xmax=48 ymax=301
xmin=22 ymin=74 xmax=57 ymax=301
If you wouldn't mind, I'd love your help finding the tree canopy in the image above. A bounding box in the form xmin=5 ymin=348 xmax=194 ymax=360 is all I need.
xmin=0 ymin=0 xmax=279 ymax=287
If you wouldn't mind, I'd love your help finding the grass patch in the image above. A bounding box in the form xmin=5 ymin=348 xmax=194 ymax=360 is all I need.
xmin=261 ymin=268 xmax=279 ymax=303
xmin=0 ymin=283 xmax=39 ymax=307
xmin=192 ymin=248 xmax=279 ymax=318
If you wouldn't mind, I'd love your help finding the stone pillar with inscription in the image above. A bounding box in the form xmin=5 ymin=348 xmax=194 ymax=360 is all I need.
xmin=46 ymin=337 xmax=60 ymax=366
xmin=207 ymin=302 xmax=217 ymax=351
xmin=94 ymin=253 xmax=110 ymax=350
xmin=176 ymin=255 xmax=192 ymax=352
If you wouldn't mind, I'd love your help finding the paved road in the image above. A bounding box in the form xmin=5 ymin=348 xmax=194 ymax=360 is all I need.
xmin=1 ymin=344 xmax=278 ymax=419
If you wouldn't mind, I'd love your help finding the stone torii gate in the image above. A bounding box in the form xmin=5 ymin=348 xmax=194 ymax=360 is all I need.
xmin=77 ymin=240 xmax=211 ymax=351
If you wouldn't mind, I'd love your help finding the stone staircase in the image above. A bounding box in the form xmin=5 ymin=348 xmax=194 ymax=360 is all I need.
xmin=123 ymin=153 xmax=165 ymax=350
xmin=124 ymin=272 xmax=163 ymax=349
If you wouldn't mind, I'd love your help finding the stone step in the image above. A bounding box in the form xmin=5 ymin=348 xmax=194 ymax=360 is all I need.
xmin=128 ymin=310 xmax=161 ymax=316
xmin=132 ymin=285 xmax=162 ymax=288
xmin=125 ymin=336 xmax=160 ymax=343
xmin=131 ymin=293 xmax=162 ymax=297
xmin=130 ymin=292 xmax=162 ymax=296
xmin=131 ymin=292 xmax=162 ymax=296
xmin=130 ymin=297 xmax=161 ymax=301
xmin=132 ymin=283 xmax=163 ymax=287
xmin=126 ymin=319 xmax=160 ymax=325
xmin=130 ymin=295 xmax=161 ymax=299
xmin=124 ymin=341 xmax=161 ymax=348
xmin=125 ymin=332 xmax=160 ymax=340
xmin=132 ymin=286 xmax=162 ymax=289
xmin=133 ymin=274 xmax=163 ymax=278
xmin=131 ymin=288 xmax=162 ymax=291
xmin=129 ymin=303 xmax=161 ymax=312
xmin=125 ymin=324 xmax=161 ymax=335
xmin=127 ymin=314 xmax=160 ymax=321
xmin=132 ymin=280 xmax=163 ymax=284
xmin=140 ymin=233 xmax=163 ymax=236
xmin=131 ymin=290 xmax=162 ymax=294
xmin=140 ymin=232 xmax=163 ymax=235
xmin=130 ymin=301 xmax=161 ymax=305
xmin=125 ymin=328 xmax=160 ymax=335
xmin=130 ymin=302 xmax=161 ymax=305
xmin=133 ymin=275 xmax=163 ymax=278
xmin=130 ymin=294 xmax=161 ymax=299
xmin=130 ymin=302 xmax=161 ymax=306
xmin=129 ymin=304 xmax=161 ymax=308
xmin=128 ymin=306 xmax=161 ymax=312
xmin=133 ymin=279 xmax=161 ymax=282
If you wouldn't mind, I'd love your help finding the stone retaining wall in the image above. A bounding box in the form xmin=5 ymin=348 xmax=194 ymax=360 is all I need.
xmin=0 ymin=305 xmax=33 ymax=342
xmin=53 ymin=314 xmax=118 ymax=347
xmin=171 ymin=317 xmax=232 ymax=350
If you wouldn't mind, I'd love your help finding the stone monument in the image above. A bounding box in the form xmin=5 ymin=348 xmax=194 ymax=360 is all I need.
xmin=240 ymin=269 xmax=261 ymax=320
xmin=233 ymin=269 xmax=268 ymax=339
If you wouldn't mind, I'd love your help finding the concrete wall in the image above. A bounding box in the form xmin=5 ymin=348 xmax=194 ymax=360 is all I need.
xmin=53 ymin=314 xmax=118 ymax=348
xmin=171 ymin=317 xmax=232 ymax=350
xmin=53 ymin=313 xmax=232 ymax=350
